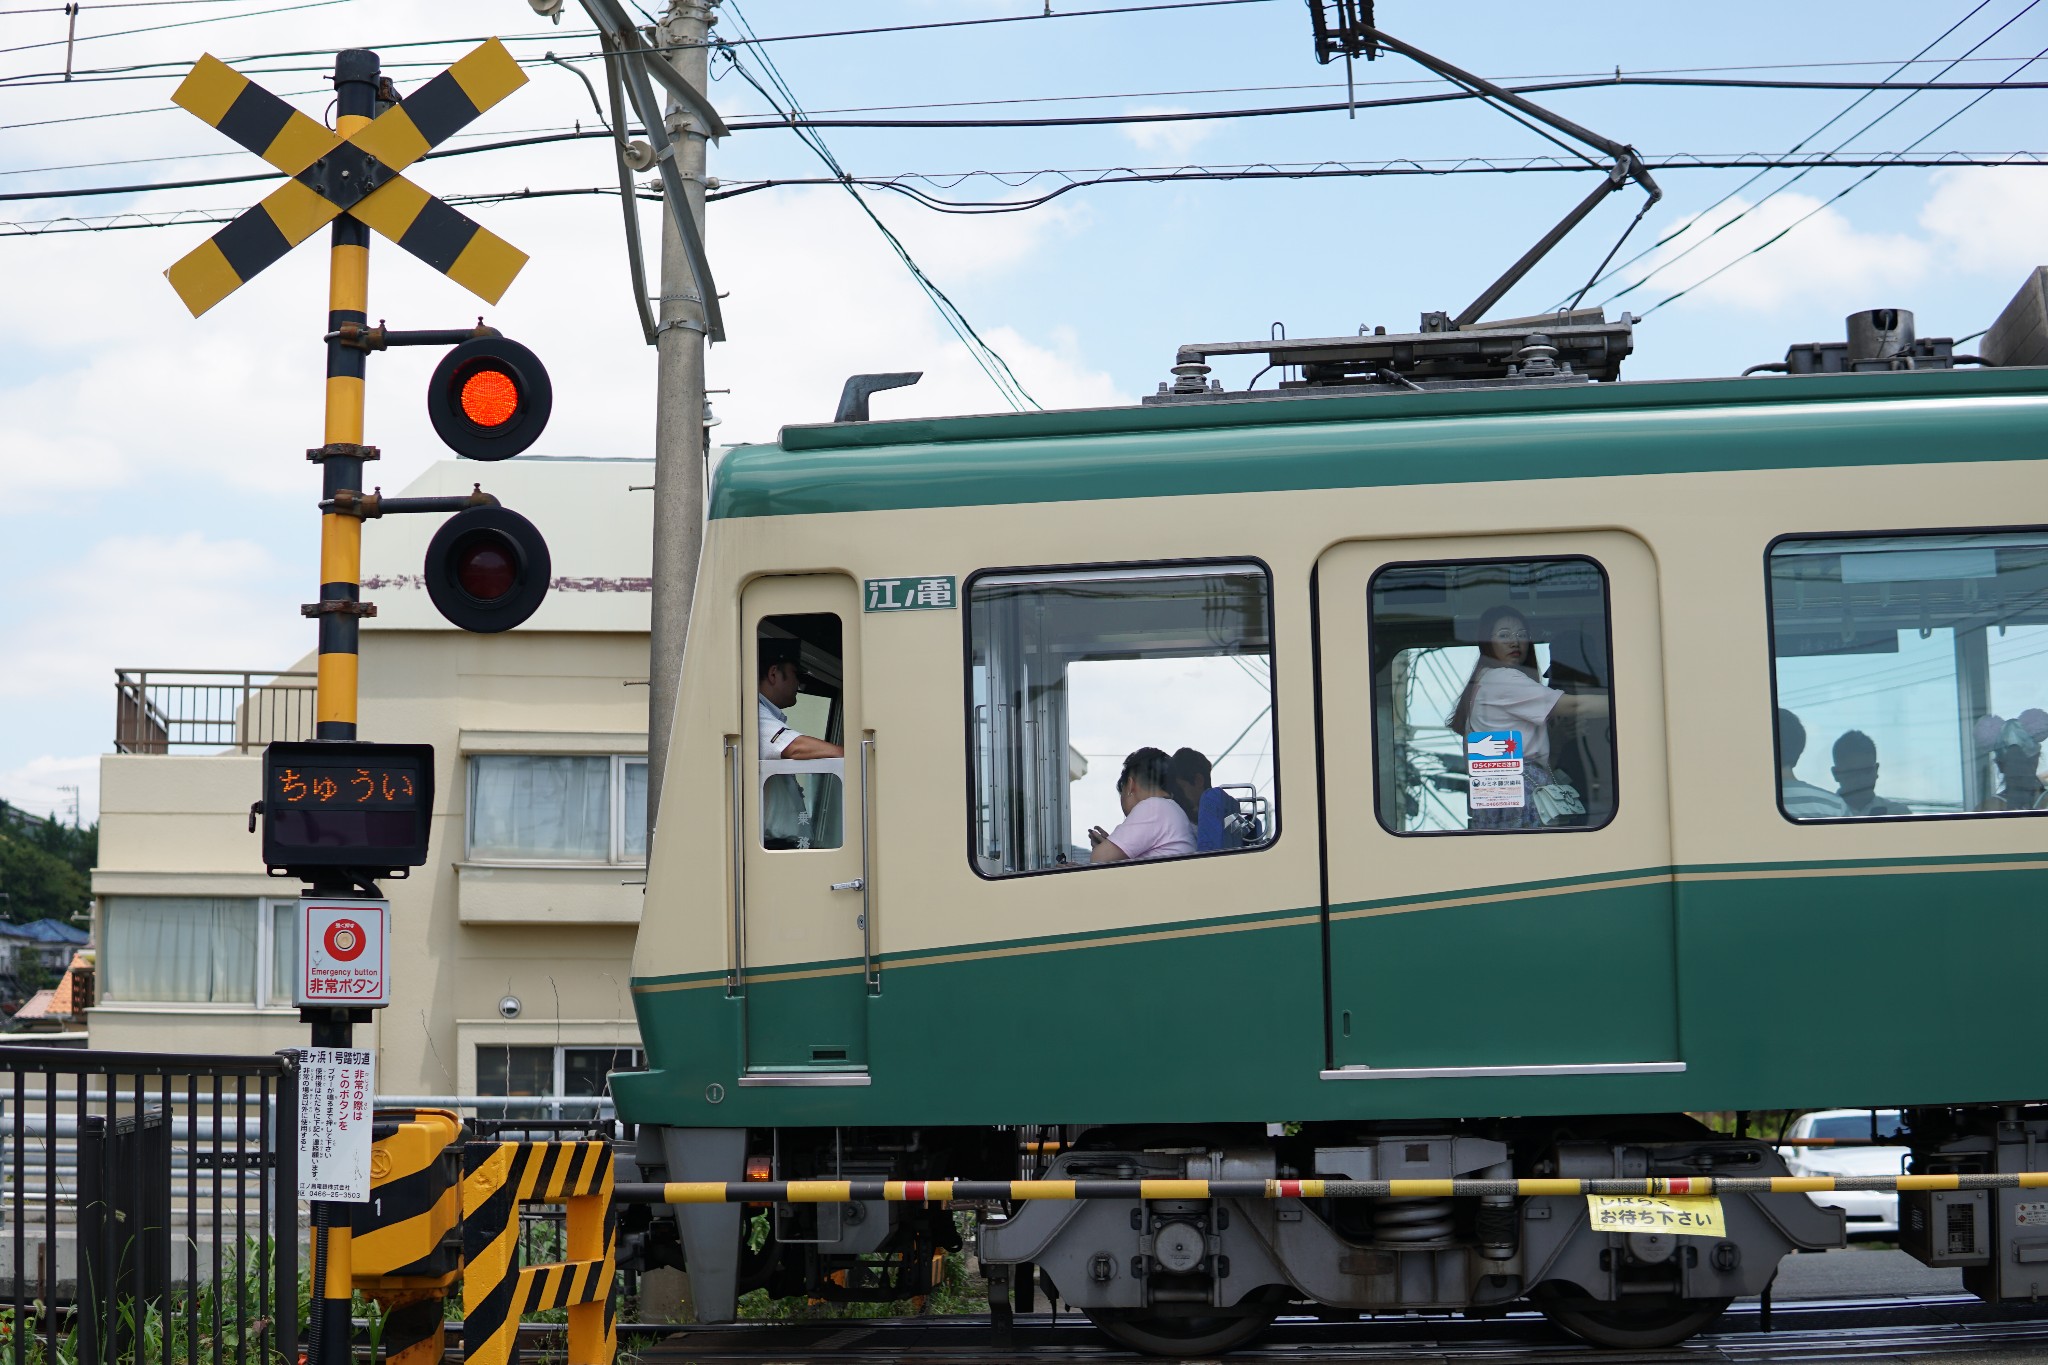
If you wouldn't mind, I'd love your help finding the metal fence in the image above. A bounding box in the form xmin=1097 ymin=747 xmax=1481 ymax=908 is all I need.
xmin=0 ymin=1047 xmax=297 ymax=1365
xmin=113 ymin=670 xmax=316 ymax=755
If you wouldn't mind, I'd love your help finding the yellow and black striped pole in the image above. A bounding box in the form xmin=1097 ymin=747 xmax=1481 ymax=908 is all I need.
xmin=308 ymin=46 xmax=379 ymax=745
xmin=305 ymin=54 xmax=378 ymax=1365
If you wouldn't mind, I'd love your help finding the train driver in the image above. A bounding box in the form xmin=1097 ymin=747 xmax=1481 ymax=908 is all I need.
xmin=758 ymin=638 xmax=843 ymax=850
xmin=1088 ymin=747 xmax=1196 ymax=863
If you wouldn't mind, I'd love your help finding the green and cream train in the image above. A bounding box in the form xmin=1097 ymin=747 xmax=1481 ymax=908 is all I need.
xmin=613 ymin=280 xmax=2048 ymax=1352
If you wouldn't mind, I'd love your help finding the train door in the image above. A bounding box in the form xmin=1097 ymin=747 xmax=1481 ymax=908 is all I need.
xmin=738 ymin=575 xmax=870 ymax=1073
xmin=1314 ymin=533 xmax=1683 ymax=1076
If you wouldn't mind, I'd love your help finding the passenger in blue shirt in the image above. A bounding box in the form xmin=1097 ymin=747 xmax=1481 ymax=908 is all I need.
xmin=1169 ymin=747 xmax=1244 ymax=852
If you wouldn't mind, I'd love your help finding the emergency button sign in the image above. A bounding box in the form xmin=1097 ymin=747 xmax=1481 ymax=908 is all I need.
xmin=296 ymin=899 xmax=391 ymax=1007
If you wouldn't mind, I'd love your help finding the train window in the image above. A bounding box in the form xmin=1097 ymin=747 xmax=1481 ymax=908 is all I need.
xmin=756 ymin=615 xmax=845 ymax=850
xmin=967 ymin=562 xmax=1277 ymax=877
xmin=1768 ymin=529 xmax=2048 ymax=820
xmin=1370 ymin=557 xmax=1617 ymax=835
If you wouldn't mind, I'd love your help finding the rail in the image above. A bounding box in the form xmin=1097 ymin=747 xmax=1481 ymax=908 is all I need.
xmin=113 ymin=668 xmax=316 ymax=754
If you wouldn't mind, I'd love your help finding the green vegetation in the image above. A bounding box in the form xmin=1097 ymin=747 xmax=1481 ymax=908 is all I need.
xmin=0 ymin=1237 xmax=286 ymax=1365
xmin=0 ymin=802 xmax=95 ymax=925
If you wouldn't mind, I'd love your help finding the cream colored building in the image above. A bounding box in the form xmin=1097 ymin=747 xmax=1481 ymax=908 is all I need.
xmin=91 ymin=456 xmax=661 ymax=1098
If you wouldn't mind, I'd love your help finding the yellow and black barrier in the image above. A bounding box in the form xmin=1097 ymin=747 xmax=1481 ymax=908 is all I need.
xmin=353 ymin=1109 xmax=465 ymax=1365
xmin=616 ymin=1170 xmax=2048 ymax=1205
xmin=461 ymin=1140 xmax=616 ymax=1365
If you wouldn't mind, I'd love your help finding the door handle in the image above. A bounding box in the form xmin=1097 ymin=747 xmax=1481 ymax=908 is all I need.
xmin=830 ymin=878 xmax=865 ymax=892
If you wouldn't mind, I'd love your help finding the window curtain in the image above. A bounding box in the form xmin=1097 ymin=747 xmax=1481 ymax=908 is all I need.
xmin=104 ymin=897 xmax=256 ymax=1004
xmin=268 ymin=901 xmax=296 ymax=1006
xmin=621 ymin=760 xmax=649 ymax=860
xmin=469 ymin=755 xmax=610 ymax=860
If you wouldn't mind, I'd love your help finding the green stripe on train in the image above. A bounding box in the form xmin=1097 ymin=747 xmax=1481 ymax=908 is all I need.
xmin=615 ymin=859 xmax=2048 ymax=1128
xmin=709 ymin=368 xmax=2048 ymax=520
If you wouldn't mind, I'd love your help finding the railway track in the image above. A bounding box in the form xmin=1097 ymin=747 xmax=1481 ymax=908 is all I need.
xmin=623 ymin=1294 xmax=2048 ymax=1362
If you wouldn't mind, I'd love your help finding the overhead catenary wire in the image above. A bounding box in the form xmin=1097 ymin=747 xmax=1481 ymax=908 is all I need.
xmin=0 ymin=0 xmax=1272 ymax=83
xmin=1639 ymin=38 xmax=2048 ymax=317
xmin=717 ymin=1 xmax=1039 ymax=413
xmin=0 ymin=0 xmax=352 ymax=58
xmin=705 ymin=152 xmax=2048 ymax=214
xmin=1601 ymin=0 xmax=2040 ymax=310
xmin=7 ymin=149 xmax=2043 ymax=220
xmin=1562 ymin=0 xmax=2006 ymax=309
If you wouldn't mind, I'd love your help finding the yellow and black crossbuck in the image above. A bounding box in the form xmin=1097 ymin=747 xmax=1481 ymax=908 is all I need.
xmin=461 ymin=1139 xmax=617 ymax=1365
xmin=165 ymin=39 xmax=529 ymax=317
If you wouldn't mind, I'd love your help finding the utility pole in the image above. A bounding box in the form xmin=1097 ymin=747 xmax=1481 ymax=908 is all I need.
xmin=647 ymin=0 xmax=715 ymax=833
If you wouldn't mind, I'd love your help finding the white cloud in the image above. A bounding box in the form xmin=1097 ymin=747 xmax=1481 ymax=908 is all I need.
xmin=0 ymin=756 xmax=101 ymax=826
xmin=1119 ymin=106 xmax=1213 ymax=161
xmin=702 ymin=186 xmax=1125 ymax=440
xmin=1617 ymin=192 xmax=1930 ymax=314
xmin=1920 ymin=167 xmax=2048 ymax=279
xmin=0 ymin=531 xmax=302 ymax=703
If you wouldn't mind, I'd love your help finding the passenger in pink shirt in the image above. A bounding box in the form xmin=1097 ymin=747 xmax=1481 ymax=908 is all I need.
xmin=1088 ymin=748 xmax=1196 ymax=863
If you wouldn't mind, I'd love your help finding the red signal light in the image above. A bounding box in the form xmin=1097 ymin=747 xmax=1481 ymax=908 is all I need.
xmin=455 ymin=534 xmax=517 ymax=600
xmin=424 ymin=506 xmax=551 ymax=632
xmin=428 ymin=336 xmax=551 ymax=461
xmin=459 ymin=368 xmax=520 ymax=428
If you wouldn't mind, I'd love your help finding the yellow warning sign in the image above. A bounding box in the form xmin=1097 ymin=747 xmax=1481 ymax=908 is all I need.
xmin=1586 ymin=1193 xmax=1727 ymax=1237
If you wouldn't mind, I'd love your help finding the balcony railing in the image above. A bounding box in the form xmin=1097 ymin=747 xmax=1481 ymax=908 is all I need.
xmin=113 ymin=668 xmax=316 ymax=754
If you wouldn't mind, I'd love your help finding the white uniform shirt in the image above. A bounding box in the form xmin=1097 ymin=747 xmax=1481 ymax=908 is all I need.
xmin=758 ymin=694 xmax=808 ymax=844
xmin=1468 ymin=666 xmax=1562 ymax=767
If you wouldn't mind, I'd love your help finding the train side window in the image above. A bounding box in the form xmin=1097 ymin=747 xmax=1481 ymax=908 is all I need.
xmin=967 ymin=562 xmax=1277 ymax=877
xmin=756 ymin=615 xmax=845 ymax=850
xmin=1369 ymin=557 xmax=1617 ymax=835
xmin=1768 ymin=529 xmax=2048 ymax=821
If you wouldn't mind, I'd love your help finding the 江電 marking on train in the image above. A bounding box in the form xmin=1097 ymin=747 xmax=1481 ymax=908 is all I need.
xmin=163 ymin=39 xmax=529 ymax=316
xmin=864 ymin=576 xmax=956 ymax=612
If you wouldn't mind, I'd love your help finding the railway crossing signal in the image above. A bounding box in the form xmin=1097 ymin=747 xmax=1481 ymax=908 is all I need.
xmin=164 ymin=40 xmax=529 ymax=317
xmin=165 ymin=43 xmax=566 ymax=1365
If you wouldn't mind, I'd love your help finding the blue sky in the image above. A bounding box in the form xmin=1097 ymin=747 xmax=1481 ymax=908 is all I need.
xmin=1 ymin=0 xmax=2044 ymax=821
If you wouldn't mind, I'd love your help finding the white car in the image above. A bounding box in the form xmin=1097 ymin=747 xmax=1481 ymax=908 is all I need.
xmin=1783 ymin=1109 xmax=1909 ymax=1237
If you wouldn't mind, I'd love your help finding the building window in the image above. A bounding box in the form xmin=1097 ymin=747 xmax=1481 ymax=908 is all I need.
xmin=476 ymin=1045 xmax=643 ymax=1113
xmin=467 ymin=754 xmax=649 ymax=863
xmin=968 ymin=561 xmax=1277 ymax=876
xmin=1769 ymin=529 xmax=2048 ymax=819
xmin=1370 ymin=557 xmax=1617 ymax=834
xmin=102 ymin=896 xmax=296 ymax=1007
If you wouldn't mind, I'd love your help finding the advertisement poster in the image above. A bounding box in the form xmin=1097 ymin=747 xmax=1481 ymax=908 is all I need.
xmin=1466 ymin=730 xmax=1526 ymax=810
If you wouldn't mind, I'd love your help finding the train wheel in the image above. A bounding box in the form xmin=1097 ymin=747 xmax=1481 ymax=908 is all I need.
xmin=1535 ymin=1291 xmax=1732 ymax=1349
xmin=1083 ymin=1303 xmax=1281 ymax=1356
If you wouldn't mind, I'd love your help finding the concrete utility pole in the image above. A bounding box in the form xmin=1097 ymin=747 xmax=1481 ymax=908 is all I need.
xmin=646 ymin=0 xmax=715 ymax=831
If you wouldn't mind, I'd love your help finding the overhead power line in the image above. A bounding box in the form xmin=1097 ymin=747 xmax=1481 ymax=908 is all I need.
xmin=704 ymin=152 xmax=2048 ymax=212
xmin=717 ymin=1 xmax=1040 ymax=413
xmin=0 ymin=127 xmax=637 ymax=203
xmin=1638 ymin=39 xmax=2048 ymax=317
xmin=11 ymin=151 xmax=2043 ymax=238
xmin=0 ymin=0 xmax=350 ymax=57
xmin=710 ymin=75 xmax=2048 ymax=133
xmin=1593 ymin=0 xmax=2037 ymax=308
